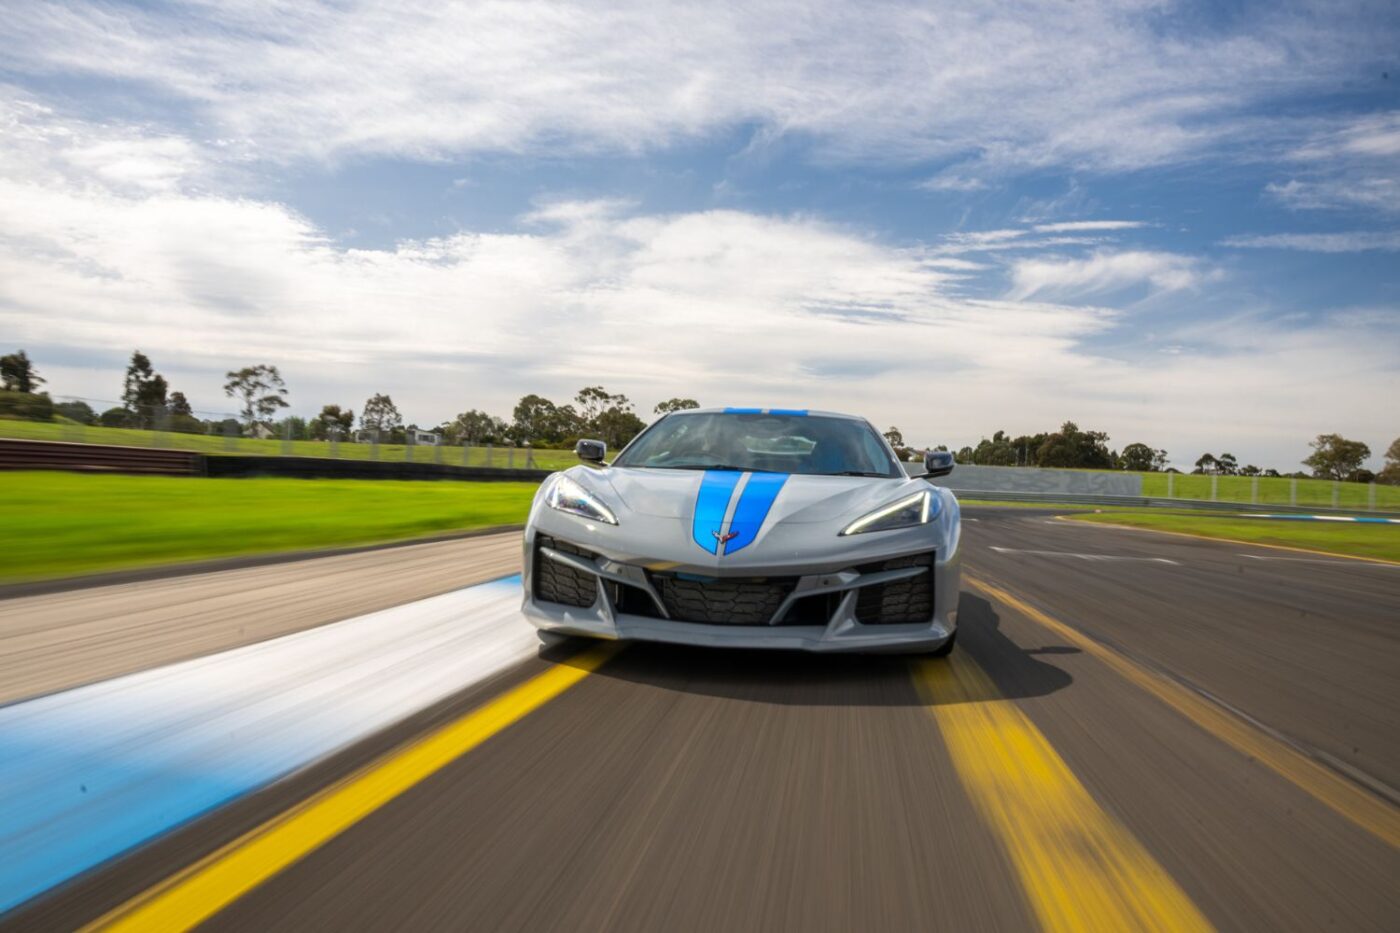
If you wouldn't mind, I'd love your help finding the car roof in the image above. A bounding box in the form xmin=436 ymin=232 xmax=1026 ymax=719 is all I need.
xmin=669 ymin=407 xmax=863 ymax=421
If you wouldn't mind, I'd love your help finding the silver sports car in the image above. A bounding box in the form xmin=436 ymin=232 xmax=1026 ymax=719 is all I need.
xmin=521 ymin=407 xmax=961 ymax=654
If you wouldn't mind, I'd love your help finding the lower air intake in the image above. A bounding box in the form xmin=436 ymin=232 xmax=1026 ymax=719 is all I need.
xmin=855 ymin=553 xmax=934 ymax=624
xmin=534 ymin=536 xmax=598 ymax=608
xmin=653 ymin=574 xmax=797 ymax=625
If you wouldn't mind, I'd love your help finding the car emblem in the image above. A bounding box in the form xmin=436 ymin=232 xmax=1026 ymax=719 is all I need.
xmin=712 ymin=529 xmax=739 ymax=545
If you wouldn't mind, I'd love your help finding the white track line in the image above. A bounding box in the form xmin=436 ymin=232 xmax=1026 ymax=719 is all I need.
xmin=988 ymin=546 xmax=1178 ymax=565
xmin=1237 ymin=554 xmax=1399 ymax=568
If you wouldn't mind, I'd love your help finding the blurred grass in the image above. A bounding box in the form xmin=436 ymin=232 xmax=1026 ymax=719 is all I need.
xmin=1065 ymin=510 xmax=1400 ymax=562
xmin=0 ymin=418 xmax=579 ymax=470
xmin=1141 ymin=472 xmax=1399 ymax=509
xmin=0 ymin=472 xmax=537 ymax=583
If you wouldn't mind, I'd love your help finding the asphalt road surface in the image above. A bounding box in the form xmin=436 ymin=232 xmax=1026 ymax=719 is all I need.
xmin=5 ymin=509 xmax=1398 ymax=931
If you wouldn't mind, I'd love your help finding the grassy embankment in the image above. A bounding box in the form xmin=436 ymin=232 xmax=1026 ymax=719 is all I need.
xmin=0 ymin=472 xmax=538 ymax=583
xmin=0 ymin=419 xmax=579 ymax=470
xmin=1064 ymin=509 xmax=1400 ymax=563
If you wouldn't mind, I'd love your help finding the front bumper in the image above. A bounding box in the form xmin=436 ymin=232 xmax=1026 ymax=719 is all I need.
xmin=521 ymin=532 xmax=960 ymax=654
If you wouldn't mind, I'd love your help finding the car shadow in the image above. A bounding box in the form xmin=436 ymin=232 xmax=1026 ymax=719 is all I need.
xmin=538 ymin=593 xmax=1075 ymax=707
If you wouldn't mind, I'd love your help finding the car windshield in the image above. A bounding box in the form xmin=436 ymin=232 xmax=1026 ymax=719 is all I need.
xmin=612 ymin=411 xmax=901 ymax=477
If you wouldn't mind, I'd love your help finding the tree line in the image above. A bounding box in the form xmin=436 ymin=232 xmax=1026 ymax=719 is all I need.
xmin=888 ymin=419 xmax=1396 ymax=484
xmin=3 ymin=347 xmax=1396 ymax=483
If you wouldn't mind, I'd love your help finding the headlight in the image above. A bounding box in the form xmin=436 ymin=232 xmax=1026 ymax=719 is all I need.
xmin=546 ymin=475 xmax=618 ymax=525
xmin=840 ymin=490 xmax=935 ymax=535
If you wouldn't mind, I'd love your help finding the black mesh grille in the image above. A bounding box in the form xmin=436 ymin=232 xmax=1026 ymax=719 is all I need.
xmin=652 ymin=574 xmax=797 ymax=625
xmin=534 ymin=535 xmax=598 ymax=608
xmin=854 ymin=553 xmax=933 ymax=624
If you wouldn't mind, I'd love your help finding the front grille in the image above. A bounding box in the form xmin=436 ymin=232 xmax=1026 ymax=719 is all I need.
xmin=855 ymin=553 xmax=933 ymax=624
xmin=652 ymin=573 xmax=797 ymax=625
xmin=534 ymin=535 xmax=598 ymax=608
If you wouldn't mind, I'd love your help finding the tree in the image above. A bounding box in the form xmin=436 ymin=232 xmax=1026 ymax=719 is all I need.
xmin=1216 ymin=452 xmax=1239 ymax=476
xmin=360 ymin=394 xmax=402 ymax=437
xmin=310 ymin=404 xmax=355 ymax=440
xmin=1302 ymin=433 xmax=1371 ymax=481
xmin=883 ymin=427 xmax=905 ymax=448
xmin=1379 ymin=437 xmax=1400 ymax=486
xmin=1119 ymin=443 xmax=1158 ymax=472
xmin=1193 ymin=453 xmax=1218 ymax=475
xmin=654 ymin=398 xmax=699 ymax=415
xmin=123 ymin=351 xmax=169 ymax=426
xmin=1239 ymin=464 xmax=1262 ymax=477
xmin=442 ymin=409 xmax=508 ymax=445
xmin=1035 ymin=421 xmax=1112 ymax=469
xmin=512 ymin=394 xmax=560 ymax=443
xmin=575 ymin=386 xmax=629 ymax=424
xmin=223 ymin=364 xmax=289 ymax=433
xmin=0 ymin=350 xmax=43 ymax=393
xmin=168 ymin=392 xmax=193 ymax=417
xmin=593 ymin=407 xmax=646 ymax=449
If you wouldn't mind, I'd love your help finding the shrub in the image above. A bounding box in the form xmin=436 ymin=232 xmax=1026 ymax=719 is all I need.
xmin=100 ymin=407 xmax=134 ymax=428
xmin=0 ymin=390 xmax=55 ymax=422
xmin=54 ymin=400 xmax=97 ymax=424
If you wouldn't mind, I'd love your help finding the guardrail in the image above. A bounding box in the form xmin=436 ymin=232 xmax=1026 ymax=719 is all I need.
xmin=0 ymin=439 xmax=550 ymax=482
xmin=0 ymin=439 xmax=202 ymax=475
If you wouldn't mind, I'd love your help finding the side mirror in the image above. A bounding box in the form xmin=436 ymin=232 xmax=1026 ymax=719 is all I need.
xmin=924 ymin=450 xmax=954 ymax=478
xmin=576 ymin=439 xmax=607 ymax=464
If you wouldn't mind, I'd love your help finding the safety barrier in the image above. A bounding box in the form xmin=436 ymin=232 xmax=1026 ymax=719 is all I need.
xmin=0 ymin=438 xmax=201 ymax=476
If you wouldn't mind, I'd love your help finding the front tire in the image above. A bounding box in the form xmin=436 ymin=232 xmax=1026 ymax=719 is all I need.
xmin=928 ymin=629 xmax=957 ymax=657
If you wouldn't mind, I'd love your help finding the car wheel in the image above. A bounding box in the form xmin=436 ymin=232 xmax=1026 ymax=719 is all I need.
xmin=928 ymin=630 xmax=957 ymax=657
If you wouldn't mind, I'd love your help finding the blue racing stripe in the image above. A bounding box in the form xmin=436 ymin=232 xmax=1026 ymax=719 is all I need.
xmin=691 ymin=470 xmax=743 ymax=554
xmin=767 ymin=408 xmax=808 ymax=416
xmin=724 ymin=472 xmax=789 ymax=554
xmin=723 ymin=407 xmax=763 ymax=414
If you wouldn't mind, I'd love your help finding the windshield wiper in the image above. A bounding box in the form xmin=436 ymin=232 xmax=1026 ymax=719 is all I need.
xmin=822 ymin=470 xmax=890 ymax=477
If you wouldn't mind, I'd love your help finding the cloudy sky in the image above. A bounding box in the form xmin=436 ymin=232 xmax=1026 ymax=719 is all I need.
xmin=2 ymin=0 xmax=1397 ymax=469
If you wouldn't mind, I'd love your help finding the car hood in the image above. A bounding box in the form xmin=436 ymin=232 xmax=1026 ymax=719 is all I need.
xmin=576 ymin=466 xmax=915 ymax=525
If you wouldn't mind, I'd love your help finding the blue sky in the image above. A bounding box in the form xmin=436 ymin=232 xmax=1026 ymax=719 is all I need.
xmin=0 ymin=1 xmax=1397 ymax=469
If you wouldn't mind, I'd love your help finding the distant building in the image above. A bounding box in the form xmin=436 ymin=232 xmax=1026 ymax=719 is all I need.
xmin=408 ymin=429 xmax=441 ymax=446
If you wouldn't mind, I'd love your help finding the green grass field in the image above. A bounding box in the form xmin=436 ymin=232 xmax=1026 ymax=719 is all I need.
xmin=0 ymin=472 xmax=538 ymax=583
xmin=0 ymin=418 xmax=580 ymax=470
xmin=1065 ymin=510 xmax=1400 ymax=562
xmin=1140 ymin=471 xmax=1399 ymax=510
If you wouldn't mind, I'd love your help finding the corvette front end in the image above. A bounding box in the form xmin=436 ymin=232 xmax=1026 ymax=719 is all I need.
xmin=519 ymin=408 xmax=961 ymax=653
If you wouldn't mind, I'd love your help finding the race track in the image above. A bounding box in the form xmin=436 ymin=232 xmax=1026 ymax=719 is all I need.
xmin=3 ymin=509 xmax=1398 ymax=931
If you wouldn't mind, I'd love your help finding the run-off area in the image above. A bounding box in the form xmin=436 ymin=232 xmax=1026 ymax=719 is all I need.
xmin=0 ymin=576 xmax=537 ymax=914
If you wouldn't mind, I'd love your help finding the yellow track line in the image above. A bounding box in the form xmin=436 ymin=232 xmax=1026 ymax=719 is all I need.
xmin=1055 ymin=515 xmax=1400 ymax=566
xmin=84 ymin=643 xmax=621 ymax=932
xmin=913 ymin=651 xmax=1213 ymax=932
xmin=965 ymin=575 xmax=1400 ymax=849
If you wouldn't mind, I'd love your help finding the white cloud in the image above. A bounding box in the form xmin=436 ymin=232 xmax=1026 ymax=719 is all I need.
xmin=1 ymin=93 xmax=1395 ymax=470
xmin=1265 ymin=111 xmax=1400 ymax=213
xmin=1265 ymin=178 xmax=1400 ymax=214
xmin=1007 ymin=250 xmax=1207 ymax=299
xmin=1032 ymin=220 xmax=1146 ymax=233
xmin=1223 ymin=231 xmax=1400 ymax=252
xmin=918 ymin=174 xmax=988 ymax=193
xmin=0 ymin=1 xmax=1391 ymax=173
